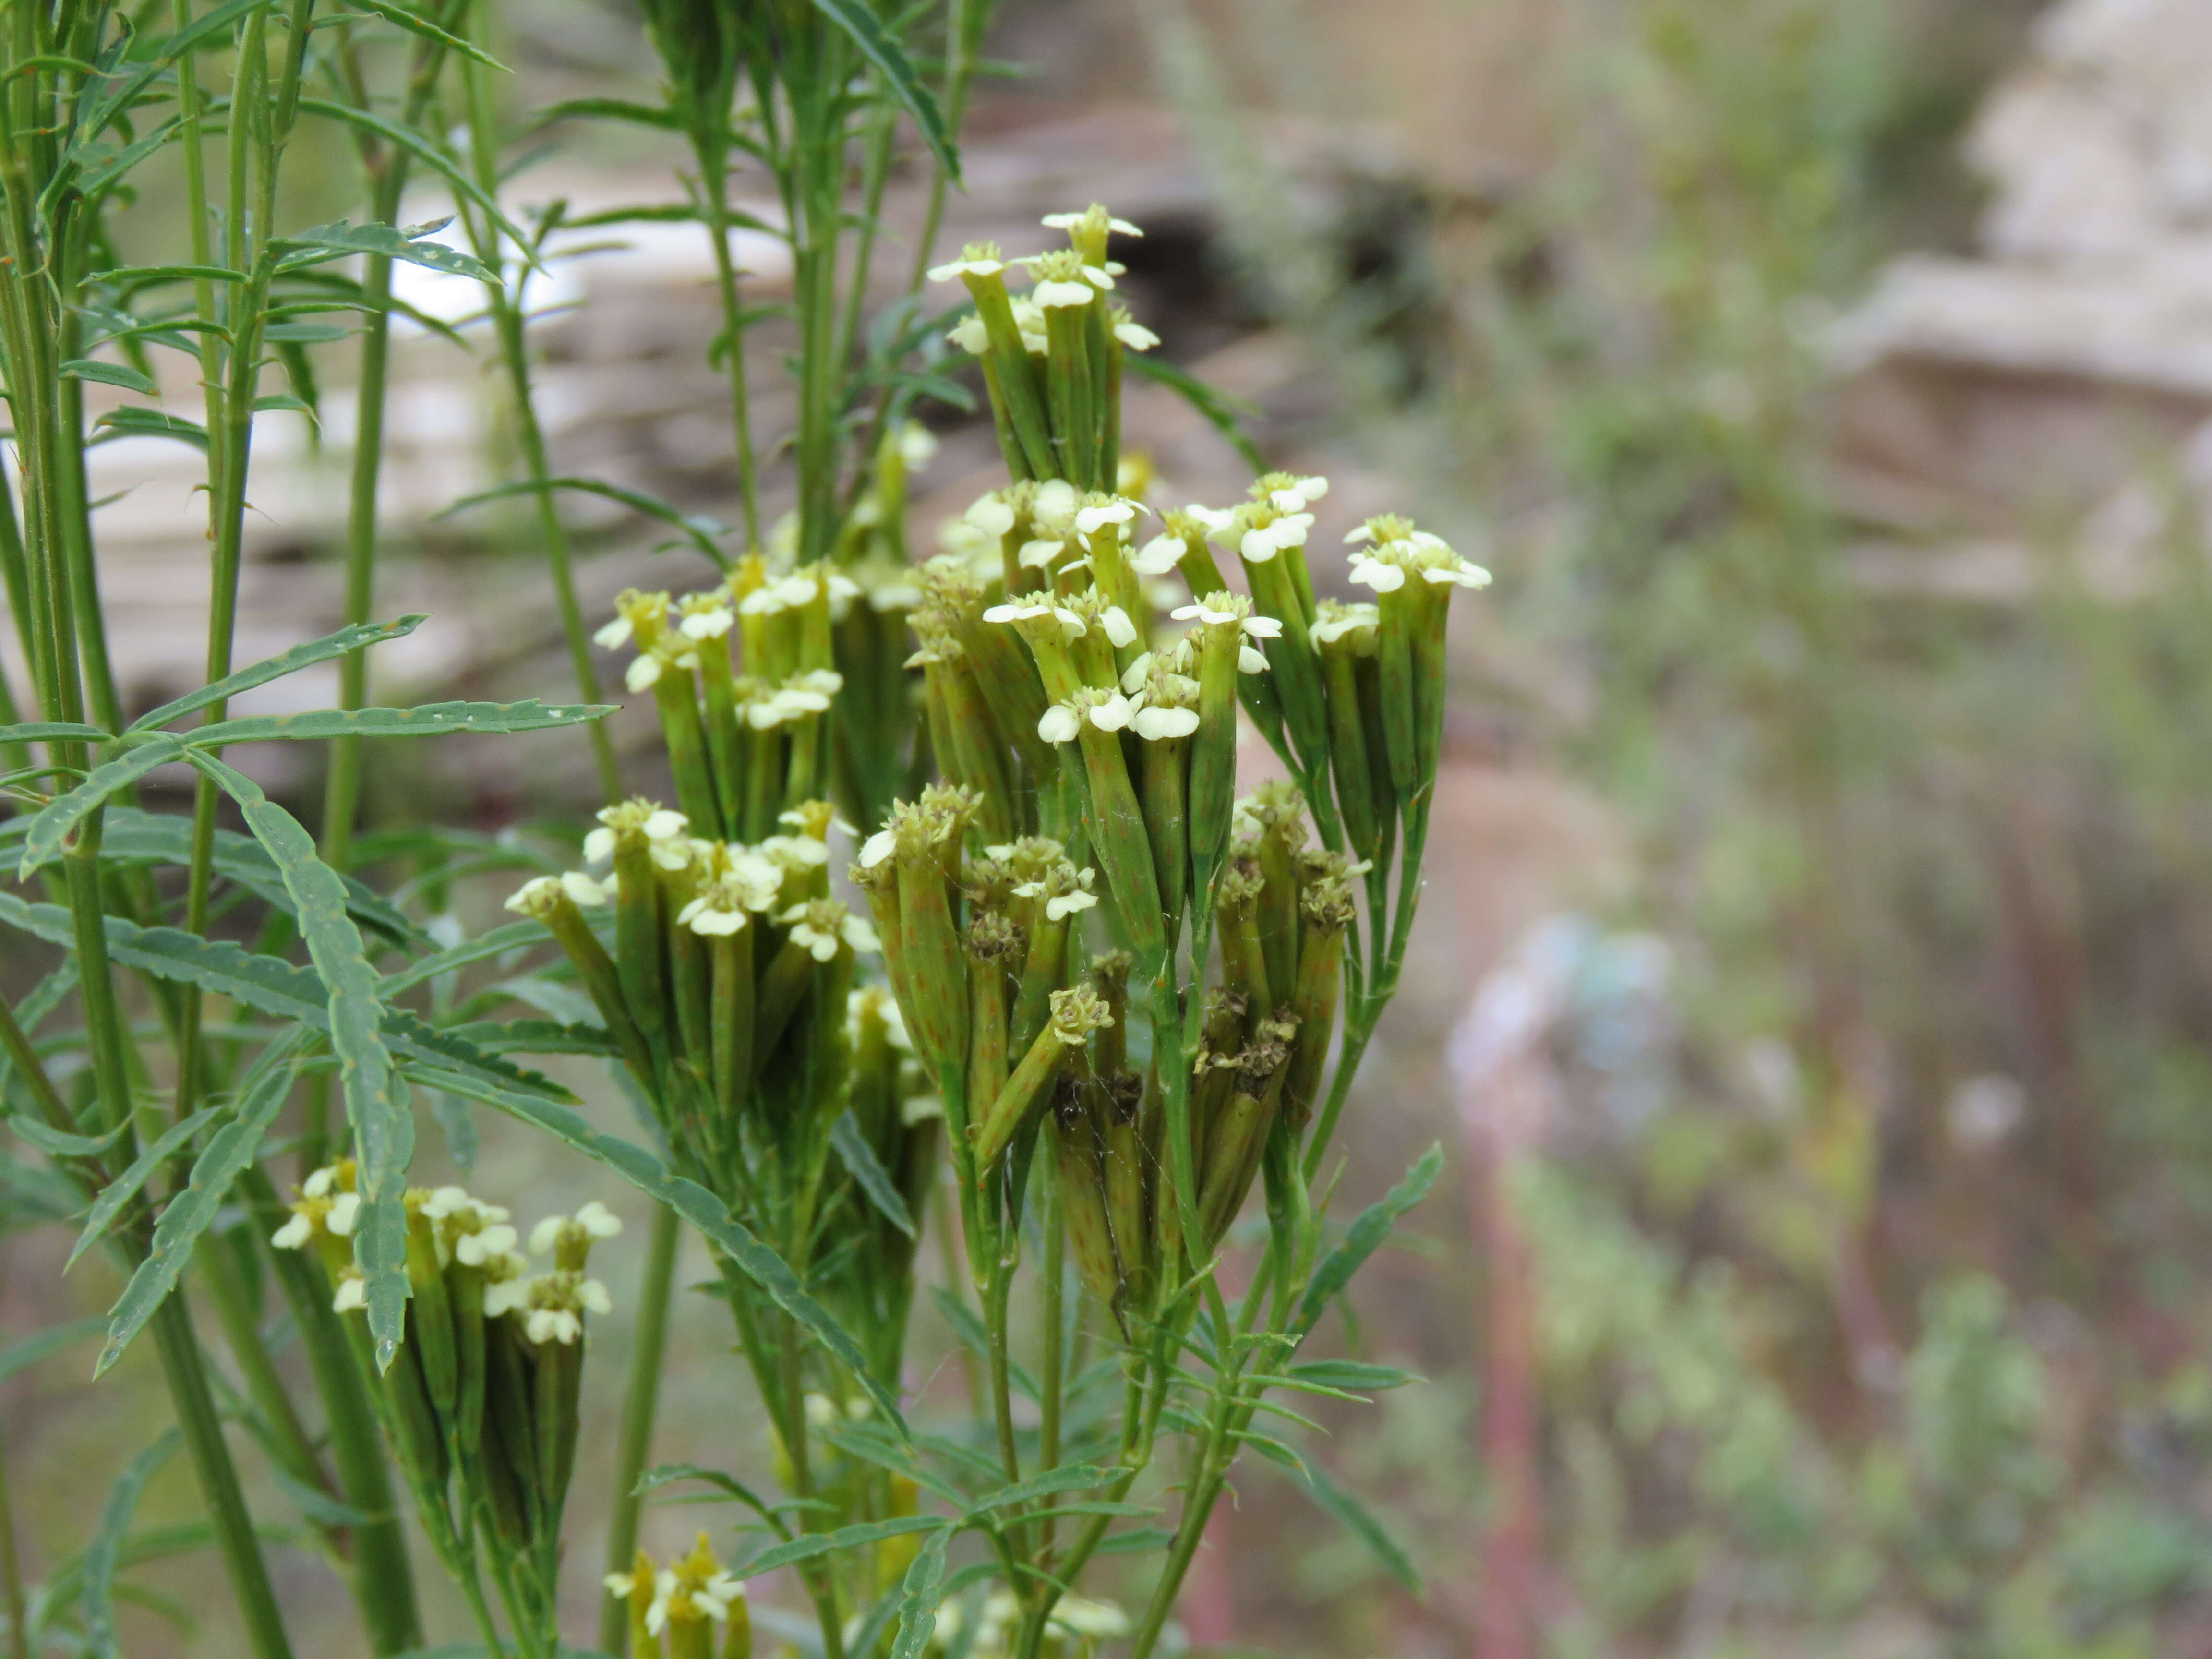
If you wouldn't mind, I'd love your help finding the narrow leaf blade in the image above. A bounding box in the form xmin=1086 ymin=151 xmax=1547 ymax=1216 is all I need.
xmin=129 ymin=615 xmax=426 ymax=733
xmin=831 ymin=1109 xmax=916 ymax=1239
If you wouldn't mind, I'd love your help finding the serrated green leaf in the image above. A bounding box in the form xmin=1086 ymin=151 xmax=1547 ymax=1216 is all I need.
xmin=90 ymin=406 xmax=207 ymax=450
xmin=443 ymin=1018 xmax=619 ymax=1058
xmin=130 ymin=615 xmax=426 ymax=733
xmin=379 ymin=920 xmax=546 ymax=995
xmin=437 ymin=476 xmax=729 ymax=565
xmin=411 ymin=1065 xmax=910 ymax=1438
xmin=0 ymin=1315 xmax=109 ymax=1383
xmin=1295 ymin=1144 xmax=1443 ymax=1337
xmin=889 ymin=1526 xmax=952 ymax=1659
xmin=962 ymin=1463 xmax=1107 ymax=1519
xmin=831 ymin=1108 xmax=916 ymax=1239
xmin=533 ymin=96 xmax=681 ymax=131
xmin=1298 ymin=1459 xmax=1421 ymax=1595
xmin=0 ymin=892 xmax=565 ymax=1105
xmin=635 ymin=1463 xmax=792 ymax=1537
xmin=808 ymin=0 xmax=959 ymax=180
xmin=328 ymin=0 xmax=506 ymax=68
xmin=8 ymin=1112 xmax=130 ymax=1158
xmin=68 ymin=1108 xmax=223 ymax=1270
xmin=61 ymin=358 xmax=158 ymax=393
xmin=82 ymin=1430 xmax=183 ymax=1658
xmin=810 ymin=1421 xmax=968 ymax=1509
xmin=97 ymin=1044 xmax=302 ymax=1376
xmin=289 ymin=101 xmax=535 ymax=260
xmin=275 ymin=220 xmax=495 ymax=284
xmin=0 ymin=721 xmax=109 ymax=743
xmin=16 ymin=735 xmax=186 ymax=877
xmin=742 ymin=1515 xmax=944 ymax=1578
xmin=186 ymin=698 xmax=614 ymax=745
xmin=183 ymin=751 xmax=410 ymax=1363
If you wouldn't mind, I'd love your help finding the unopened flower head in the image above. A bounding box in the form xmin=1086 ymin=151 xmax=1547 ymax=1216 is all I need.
xmin=847 ymin=985 xmax=913 ymax=1052
xmin=1042 ymin=203 xmax=1142 ymax=242
xmin=1073 ymin=493 xmax=1145 ymax=539
xmin=1047 ymin=984 xmax=1114 ymax=1046
xmin=966 ymin=909 xmax=1026 ymax=963
xmin=779 ymin=799 xmax=850 ymax=844
xmin=530 ymin=1202 xmax=622 ymax=1272
xmin=1238 ymin=779 xmax=1310 ymax=845
xmin=1059 ymin=587 xmax=1140 ymax=650
xmin=983 ymin=597 xmax=1088 ymax=643
xmin=1022 ymin=249 xmax=1114 ymax=309
xmin=926 ymin=240 xmax=1005 ymax=284
xmin=781 ymin=899 xmax=880 ymax=962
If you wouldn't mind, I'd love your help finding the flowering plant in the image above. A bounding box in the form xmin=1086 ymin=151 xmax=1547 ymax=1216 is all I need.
xmin=0 ymin=2 xmax=1455 ymax=1656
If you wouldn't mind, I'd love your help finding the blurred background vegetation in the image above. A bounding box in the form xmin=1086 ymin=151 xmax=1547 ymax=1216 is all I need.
xmin=23 ymin=0 xmax=2212 ymax=1653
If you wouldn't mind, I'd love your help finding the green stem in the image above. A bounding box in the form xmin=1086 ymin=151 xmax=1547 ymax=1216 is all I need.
xmin=240 ymin=1167 xmax=424 ymax=1654
xmin=199 ymin=1256 xmax=340 ymax=1534
xmin=148 ymin=1292 xmax=298 ymax=1659
xmin=0 ymin=1422 xmax=26 ymax=1659
xmin=697 ymin=128 xmax=763 ymax=553
xmin=1036 ymin=1166 xmax=1065 ymax=1560
xmin=597 ymin=1200 xmax=681 ymax=1656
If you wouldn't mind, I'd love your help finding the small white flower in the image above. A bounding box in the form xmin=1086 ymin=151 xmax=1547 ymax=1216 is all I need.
xmin=1100 ymin=606 xmax=1139 ymax=648
xmin=1238 ymin=513 xmax=1313 ymax=563
xmin=593 ymin=615 xmax=633 ymax=649
xmin=1087 ymin=693 xmax=1135 ymax=732
xmin=899 ymin=422 xmax=938 ymax=470
xmin=575 ymin=1202 xmax=622 ymax=1239
xmin=332 ymin=1271 xmax=367 ymax=1314
xmin=1120 ymin=652 xmax=1154 ymax=693
xmin=678 ymin=605 xmax=733 ymax=640
xmin=947 ymin=313 xmax=989 ymax=354
xmin=1267 ymin=475 xmax=1329 ymax=512
xmin=1017 ymin=537 xmax=1065 ymax=570
xmin=1239 ymin=645 xmax=1270 ymax=674
xmin=606 ymin=1570 xmax=641 ymax=1599
xmin=1423 ymin=558 xmax=1492 ymax=588
xmin=420 ymin=1186 xmax=469 ymax=1220
xmin=1311 ymin=605 xmax=1381 ymax=645
xmin=625 ymin=655 xmax=663 ymax=693
xmin=1133 ymin=703 xmax=1201 ymax=740
xmin=529 ymin=1215 xmax=564 ymax=1255
xmin=1130 ymin=532 xmax=1184 ymax=576
xmin=326 ymin=1193 xmax=361 ymax=1237
xmin=1242 ymin=615 xmax=1283 ymax=639
xmin=1171 ymin=601 xmax=1240 ymax=627
xmin=578 ymin=1278 xmax=613 ymax=1315
xmin=271 ymin=1213 xmax=313 ymax=1250
xmin=526 ymin=1307 xmax=581 ymax=1345
xmin=1043 ymin=210 xmax=1142 ymax=236
xmin=559 ymin=870 xmax=610 ymax=906
xmin=1074 ymin=498 xmax=1140 ymax=536
xmin=1114 ymin=318 xmax=1160 ymax=351
xmin=1046 ymin=887 xmax=1098 ymax=921
xmin=1033 ymin=276 xmax=1095 ymax=308
xmin=454 ymin=1224 xmax=518 ymax=1266
xmin=1038 ymin=703 xmax=1081 ymax=745
xmin=927 ymin=251 xmax=1004 ymax=281
xmin=643 ymin=810 xmax=687 ymax=841
xmin=1348 ymin=553 xmax=1407 ymax=593
xmin=678 ymin=894 xmax=747 ymax=936
xmin=1034 ymin=479 xmax=1079 ymax=519
xmin=303 ymin=1166 xmax=338 ymax=1200
xmin=964 ymin=494 xmax=1016 ymax=538
xmin=859 ymin=828 xmax=897 ymax=868
xmin=483 ymin=1277 xmax=529 ymax=1318
xmin=694 ymin=1574 xmax=742 ymax=1622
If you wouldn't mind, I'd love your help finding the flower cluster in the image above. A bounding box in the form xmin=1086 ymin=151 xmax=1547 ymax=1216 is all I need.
xmin=607 ymin=1534 xmax=749 ymax=1659
xmin=273 ymin=1168 xmax=624 ymax=1637
xmin=928 ymin=203 xmax=1152 ymax=493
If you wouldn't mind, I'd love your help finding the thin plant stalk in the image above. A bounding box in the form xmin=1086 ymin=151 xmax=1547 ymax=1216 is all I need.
xmin=457 ymin=33 xmax=621 ymax=799
xmin=596 ymin=1200 xmax=682 ymax=1655
xmin=0 ymin=1427 xmax=26 ymax=1659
